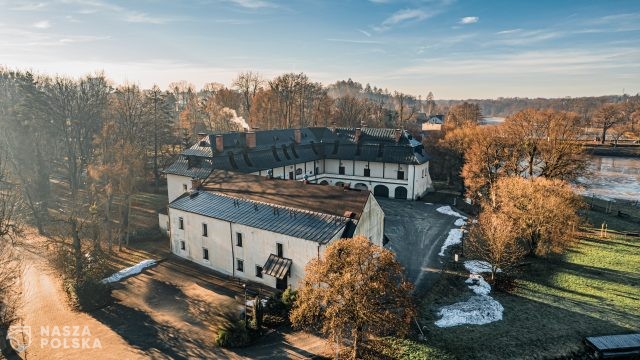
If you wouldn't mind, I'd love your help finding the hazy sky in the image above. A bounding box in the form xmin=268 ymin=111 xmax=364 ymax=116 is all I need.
xmin=1 ymin=0 xmax=639 ymax=99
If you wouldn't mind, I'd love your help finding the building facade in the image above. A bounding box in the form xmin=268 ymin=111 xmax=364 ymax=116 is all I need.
xmin=167 ymin=171 xmax=384 ymax=290
xmin=165 ymin=127 xmax=432 ymax=203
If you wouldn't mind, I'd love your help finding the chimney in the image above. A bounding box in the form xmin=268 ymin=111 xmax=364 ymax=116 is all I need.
xmin=394 ymin=128 xmax=402 ymax=143
xmin=215 ymin=134 xmax=224 ymax=153
xmin=191 ymin=178 xmax=201 ymax=190
xmin=294 ymin=129 xmax=302 ymax=144
xmin=246 ymin=131 xmax=256 ymax=149
xmin=355 ymin=128 xmax=362 ymax=142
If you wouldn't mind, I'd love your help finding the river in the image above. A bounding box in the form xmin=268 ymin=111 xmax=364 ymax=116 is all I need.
xmin=578 ymin=156 xmax=640 ymax=202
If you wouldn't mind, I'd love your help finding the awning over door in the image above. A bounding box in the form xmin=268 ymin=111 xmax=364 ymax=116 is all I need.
xmin=263 ymin=254 xmax=292 ymax=280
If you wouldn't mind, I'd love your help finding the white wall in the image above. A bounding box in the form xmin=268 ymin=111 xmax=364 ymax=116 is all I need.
xmin=168 ymin=207 xmax=343 ymax=289
xmin=354 ymin=194 xmax=385 ymax=246
xmin=167 ymin=174 xmax=192 ymax=203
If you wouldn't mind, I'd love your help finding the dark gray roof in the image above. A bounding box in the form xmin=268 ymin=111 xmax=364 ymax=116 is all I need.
xmin=165 ymin=127 xmax=430 ymax=176
xmin=169 ymin=190 xmax=353 ymax=243
xmin=164 ymin=158 xmax=214 ymax=178
xmin=263 ymin=254 xmax=292 ymax=280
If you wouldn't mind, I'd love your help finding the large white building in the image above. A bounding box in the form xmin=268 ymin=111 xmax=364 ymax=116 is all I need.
xmin=167 ymin=170 xmax=384 ymax=290
xmin=165 ymin=127 xmax=432 ymax=203
xmin=162 ymin=127 xmax=431 ymax=289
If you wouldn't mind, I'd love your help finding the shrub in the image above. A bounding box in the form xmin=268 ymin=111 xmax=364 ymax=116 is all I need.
xmin=250 ymin=297 xmax=264 ymax=331
xmin=281 ymin=288 xmax=297 ymax=309
xmin=59 ymin=249 xmax=112 ymax=311
xmin=263 ymin=314 xmax=288 ymax=327
xmin=73 ymin=279 xmax=112 ymax=311
xmin=215 ymin=320 xmax=251 ymax=348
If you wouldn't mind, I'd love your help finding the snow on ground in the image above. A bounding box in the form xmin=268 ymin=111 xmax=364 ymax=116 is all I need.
xmin=438 ymin=229 xmax=464 ymax=256
xmin=454 ymin=218 xmax=466 ymax=226
xmin=102 ymin=259 xmax=157 ymax=284
xmin=436 ymin=205 xmax=467 ymax=219
xmin=435 ymin=260 xmax=505 ymax=327
xmin=464 ymin=260 xmax=501 ymax=274
xmin=466 ymin=274 xmax=491 ymax=295
xmin=434 ymin=295 xmax=504 ymax=328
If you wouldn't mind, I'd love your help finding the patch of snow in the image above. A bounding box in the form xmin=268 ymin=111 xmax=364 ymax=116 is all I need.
xmin=424 ymin=202 xmax=434 ymax=205
xmin=101 ymin=259 xmax=157 ymax=284
xmin=436 ymin=205 xmax=467 ymax=219
xmin=464 ymin=260 xmax=501 ymax=274
xmin=454 ymin=218 xmax=466 ymax=227
xmin=245 ymin=298 xmax=269 ymax=307
xmin=438 ymin=229 xmax=464 ymax=256
xmin=434 ymin=295 xmax=504 ymax=328
xmin=465 ymin=274 xmax=492 ymax=296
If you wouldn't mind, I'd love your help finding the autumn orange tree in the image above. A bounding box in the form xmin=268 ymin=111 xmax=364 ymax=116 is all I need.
xmin=290 ymin=236 xmax=415 ymax=360
xmin=467 ymin=210 xmax=525 ymax=282
xmin=461 ymin=126 xmax=519 ymax=204
xmin=492 ymin=176 xmax=582 ymax=256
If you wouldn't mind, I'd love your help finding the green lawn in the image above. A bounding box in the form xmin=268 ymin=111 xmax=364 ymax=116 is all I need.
xmin=417 ymin=228 xmax=640 ymax=360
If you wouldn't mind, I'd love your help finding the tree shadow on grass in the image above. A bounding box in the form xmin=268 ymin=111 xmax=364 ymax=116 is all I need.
xmin=424 ymin=291 xmax=636 ymax=360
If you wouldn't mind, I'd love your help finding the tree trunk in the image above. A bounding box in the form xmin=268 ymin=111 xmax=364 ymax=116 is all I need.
xmin=70 ymin=218 xmax=82 ymax=282
xmin=352 ymin=331 xmax=359 ymax=360
xmin=105 ymin=193 xmax=114 ymax=252
xmin=601 ymin=126 xmax=608 ymax=144
xmin=119 ymin=194 xmax=132 ymax=249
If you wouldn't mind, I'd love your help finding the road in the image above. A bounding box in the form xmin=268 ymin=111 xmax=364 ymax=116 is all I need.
xmin=378 ymin=198 xmax=464 ymax=295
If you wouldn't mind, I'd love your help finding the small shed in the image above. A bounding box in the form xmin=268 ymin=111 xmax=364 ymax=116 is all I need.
xmin=584 ymin=333 xmax=640 ymax=359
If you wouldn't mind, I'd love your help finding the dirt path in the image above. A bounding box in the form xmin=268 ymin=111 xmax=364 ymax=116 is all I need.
xmin=8 ymin=233 xmax=328 ymax=360
xmin=9 ymin=235 xmax=145 ymax=360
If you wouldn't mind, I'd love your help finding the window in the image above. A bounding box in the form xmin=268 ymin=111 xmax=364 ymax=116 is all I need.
xmin=236 ymin=232 xmax=243 ymax=247
xmin=180 ymin=241 xmax=185 ymax=250
xmin=236 ymin=259 xmax=244 ymax=272
xmin=255 ymin=265 xmax=263 ymax=278
xmin=364 ymin=168 xmax=370 ymax=177
xmin=202 ymin=223 xmax=208 ymax=237
xmin=277 ymin=243 xmax=284 ymax=257
xmin=315 ymin=166 xmax=320 ymax=175
xmin=182 ymin=184 xmax=188 ymax=192
xmin=202 ymin=248 xmax=209 ymax=260
xmin=178 ymin=217 xmax=184 ymax=230
xmin=338 ymin=166 xmax=345 ymax=175
xmin=295 ymin=168 xmax=302 ymax=175
xmin=397 ymin=170 xmax=404 ymax=180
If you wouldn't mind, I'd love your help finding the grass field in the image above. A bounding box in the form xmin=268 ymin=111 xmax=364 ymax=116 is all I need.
xmin=418 ymin=228 xmax=640 ymax=360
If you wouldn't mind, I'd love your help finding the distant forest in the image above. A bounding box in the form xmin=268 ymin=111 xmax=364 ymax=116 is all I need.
xmin=436 ymin=95 xmax=639 ymax=119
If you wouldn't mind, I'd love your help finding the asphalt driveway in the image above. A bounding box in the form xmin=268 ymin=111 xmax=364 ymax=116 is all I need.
xmin=377 ymin=197 xmax=465 ymax=295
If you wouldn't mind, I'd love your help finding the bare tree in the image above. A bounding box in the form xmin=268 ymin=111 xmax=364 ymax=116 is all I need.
xmin=467 ymin=210 xmax=525 ymax=282
xmin=594 ymin=103 xmax=624 ymax=144
xmin=0 ymin=149 xmax=24 ymax=347
xmin=233 ymin=71 xmax=263 ymax=127
xmin=393 ymin=91 xmax=417 ymax=128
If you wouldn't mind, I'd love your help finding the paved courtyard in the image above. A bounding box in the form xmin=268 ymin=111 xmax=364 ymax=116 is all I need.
xmin=377 ymin=197 xmax=465 ymax=295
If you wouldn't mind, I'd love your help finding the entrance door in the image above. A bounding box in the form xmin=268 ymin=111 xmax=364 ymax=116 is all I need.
xmin=373 ymin=185 xmax=389 ymax=197
xmin=276 ymin=276 xmax=288 ymax=290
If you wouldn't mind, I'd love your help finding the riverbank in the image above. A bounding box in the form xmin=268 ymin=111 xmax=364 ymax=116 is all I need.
xmin=585 ymin=144 xmax=640 ymax=158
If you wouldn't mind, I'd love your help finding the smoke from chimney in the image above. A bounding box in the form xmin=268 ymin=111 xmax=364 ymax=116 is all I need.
xmin=221 ymin=107 xmax=249 ymax=131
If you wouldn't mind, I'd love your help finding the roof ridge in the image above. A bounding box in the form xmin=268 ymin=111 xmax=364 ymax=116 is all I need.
xmin=204 ymin=190 xmax=352 ymax=222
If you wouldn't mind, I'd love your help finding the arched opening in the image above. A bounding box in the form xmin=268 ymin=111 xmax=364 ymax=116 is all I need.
xmin=335 ymin=181 xmax=345 ymax=187
xmin=373 ymin=185 xmax=389 ymax=197
xmin=354 ymin=183 xmax=368 ymax=191
xmin=319 ymin=180 xmax=329 ymax=185
xmin=394 ymin=186 xmax=408 ymax=200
